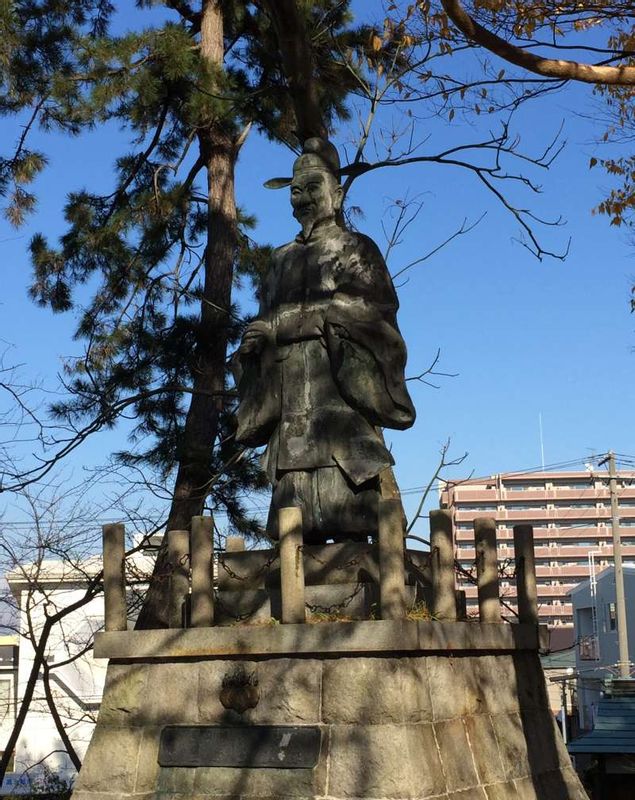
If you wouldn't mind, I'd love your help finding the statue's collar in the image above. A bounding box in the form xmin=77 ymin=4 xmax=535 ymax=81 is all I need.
xmin=295 ymin=218 xmax=340 ymax=244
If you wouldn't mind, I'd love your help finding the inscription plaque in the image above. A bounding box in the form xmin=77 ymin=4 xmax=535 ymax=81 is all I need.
xmin=159 ymin=725 xmax=321 ymax=768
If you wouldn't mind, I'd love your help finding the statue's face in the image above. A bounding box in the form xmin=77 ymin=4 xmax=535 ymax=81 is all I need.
xmin=290 ymin=170 xmax=342 ymax=228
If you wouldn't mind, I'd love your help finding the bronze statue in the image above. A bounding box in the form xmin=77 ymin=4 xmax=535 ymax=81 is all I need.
xmin=233 ymin=139 xmax=415 ymax=544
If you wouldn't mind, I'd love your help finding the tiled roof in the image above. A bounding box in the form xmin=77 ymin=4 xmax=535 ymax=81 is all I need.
xmin=569 ymin=697 xmax=635 ymax=754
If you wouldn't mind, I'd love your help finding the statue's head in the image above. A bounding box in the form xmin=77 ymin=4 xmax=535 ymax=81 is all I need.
xmin=290 ymin=140 xmax=343 ymax=229
xmin=265 ymin=138 xmax=344 ymax=231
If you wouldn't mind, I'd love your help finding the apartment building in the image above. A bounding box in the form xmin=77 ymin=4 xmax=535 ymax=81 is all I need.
xmin=569 ymin=565 xmax=635 ymax=730
xmin=440 ymin=470 xmax=635 ymax=628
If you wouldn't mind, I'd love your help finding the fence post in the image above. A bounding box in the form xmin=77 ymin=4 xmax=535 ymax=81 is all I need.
xmin=279 ymin=507 xmax=305 ymax=624
xmin=379 ymin=498 xmax=407 ymax=619
xmin=167 ymin=529 xmax=190 ymax=629
xmin=103 ymin=523 xmax=127 ymax=632
xmin=430 ymin=508 xmax=456 ymax=621
xmin=514 ymin=524 xmax=538 ymax=624
xmin=191 ymin=516 xmax=215 ymax=628
xmin=474 ymin=516 xmax=501 ymax=623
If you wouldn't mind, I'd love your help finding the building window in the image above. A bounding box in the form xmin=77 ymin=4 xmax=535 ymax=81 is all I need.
xmin=608 ymin=602 xmax=617 ymax=631
xmin=0 ymin=679 xmax=12 ymax=722
xmin=0 ymin=751 xmax=14 ymax=772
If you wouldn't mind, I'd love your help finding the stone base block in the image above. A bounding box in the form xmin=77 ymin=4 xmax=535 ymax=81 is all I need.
xmin=72 ymin=643 xmax=588 ymax=800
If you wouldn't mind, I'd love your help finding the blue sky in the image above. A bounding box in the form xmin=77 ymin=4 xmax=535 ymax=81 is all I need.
xmin=1 ymin=2 xmax=635 ymax=534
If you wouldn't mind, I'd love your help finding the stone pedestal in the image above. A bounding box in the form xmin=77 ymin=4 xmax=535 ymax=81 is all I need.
xmin=72 ymin=621 xmax=588 ymax=800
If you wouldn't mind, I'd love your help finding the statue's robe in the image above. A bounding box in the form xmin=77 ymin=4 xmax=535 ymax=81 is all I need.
xmin=234 ymin=220 xmax=415 ymax=542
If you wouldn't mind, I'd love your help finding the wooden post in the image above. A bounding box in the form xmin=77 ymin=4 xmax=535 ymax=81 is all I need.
xmin=103 ymin=523 xmax=127 ymax=632
xmin=190 ymin=516 xmax=214 ymax=627
xmin=514 ymin=524 xmax=538 ymax=624
xmin=474 ymin=516 xmax=501 ymax=623
xmin=429 ymin=509 xmax=456 ymax=620
xmin=279 ymin=507 xmax=305 ymax=624
xmin=379 ymin=498 xmax=407 ymax=619
xmin=167 ymin=529 xmax=190 ymax=629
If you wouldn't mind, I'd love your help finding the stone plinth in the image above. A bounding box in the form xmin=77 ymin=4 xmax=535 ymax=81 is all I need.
xmin=73 ymin=621 xmax=588 ymax=800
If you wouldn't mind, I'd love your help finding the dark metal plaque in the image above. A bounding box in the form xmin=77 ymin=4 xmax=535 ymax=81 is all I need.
xmin=158 ymin=725 xmax=321 ymax=769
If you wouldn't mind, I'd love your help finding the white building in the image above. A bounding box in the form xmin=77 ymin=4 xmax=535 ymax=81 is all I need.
xmin=0 ymin=636 xmax=18 ymax=773
xmin=570 ymin=564 xmax=635 ymax=731
xmin=3 ymin=543 xmax=156 ymax=788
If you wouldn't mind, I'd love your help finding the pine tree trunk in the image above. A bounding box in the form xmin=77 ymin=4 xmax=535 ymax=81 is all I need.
xmin=136 ymin=0 xmax=236 ymax=629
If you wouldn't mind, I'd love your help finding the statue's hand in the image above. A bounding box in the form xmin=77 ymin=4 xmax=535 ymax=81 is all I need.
xmin=239 ymin=321 xmax=271 ymax=356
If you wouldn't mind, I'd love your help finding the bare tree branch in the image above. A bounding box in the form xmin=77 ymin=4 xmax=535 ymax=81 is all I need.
xmin=441 ymin=0 xmax=635 ymax=85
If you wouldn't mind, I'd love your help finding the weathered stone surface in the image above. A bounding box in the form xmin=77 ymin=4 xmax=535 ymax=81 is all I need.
xmin=484 ymin=782 xmax=521 ymax=800
xmin=74 ymin=633 xmax=588 ymax=800
xmin=513 ymin=775 xmax=540 ymax=800
xmin=473 ymin=655 xmax=521 ymax=715
xmin=492 ymin=713 xmax=530 ymax=781
xmin=215 ymin=590 xmax=272 ymax=625
xmin=135 ymin=727 xmax=162 ymax=792
xmin=245 ymin=659 xmax=321 ymax=724
xmin=279 ymin=507 xmax=306 ymax=624
xmin=427 ymin=656 xmax=486 ymax=721
xmin=143 ymin=661 xmax=200 ymax=724
xmin=464 ymin=714 xmax=506 ymax=785
xmin=430 ymin=508 xmax=457 ymax=621
xmin=451 ymin=788 xmax=489 ymax=800
xmin=218 ymin=542 xmax=428 ymax=591
xmin=73 ymin=794 xmax=154 ymax=800
xmin=327 ymin=723 xmax=445 ymax=798
xmin=520 ymin=708 xmax=561 ymax=773
xmin=73 ymin=726 xmax=141 ymax=793
xmin=193 ymin=763 xmax=326 ymax=798
xmin=156 ymin=767 xmax=196 ymax=795
xmin=513 ymin=652 xmax=550 ymax=711
xmin=95 ymin=662 xmax=148 ymax=725
xmin=305 ymin=582 xmax=391 ymax=620
xmin=435 ymin=718 xmax=479 ymax=792
xmin=322 ymin=656 xmax=432 ymax=724
xmin=197 ymin=659 xmax=322 ymax=725
xmin=95 ymin=620 xmax=547 ymax=660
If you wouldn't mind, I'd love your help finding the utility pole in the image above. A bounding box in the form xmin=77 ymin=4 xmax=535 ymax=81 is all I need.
xmin=560 ymin=680 xmax=568 ymax=744
xmin=599 ymin=451 xmax=631 ymax=679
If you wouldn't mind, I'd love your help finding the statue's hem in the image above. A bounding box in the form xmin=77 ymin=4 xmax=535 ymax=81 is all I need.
xmin=94 ymin=619 xmax=549 ymax=660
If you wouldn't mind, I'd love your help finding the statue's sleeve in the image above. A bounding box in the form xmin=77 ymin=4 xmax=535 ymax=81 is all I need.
xmin=231 ymin=253 xmax=281 ymax=447
xmin=325 ymin=234 xmax=416 ymax=430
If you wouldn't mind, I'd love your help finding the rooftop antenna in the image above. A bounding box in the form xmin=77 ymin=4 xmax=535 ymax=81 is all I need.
xmin=538 ymin=413 xmax=545 ymax=470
